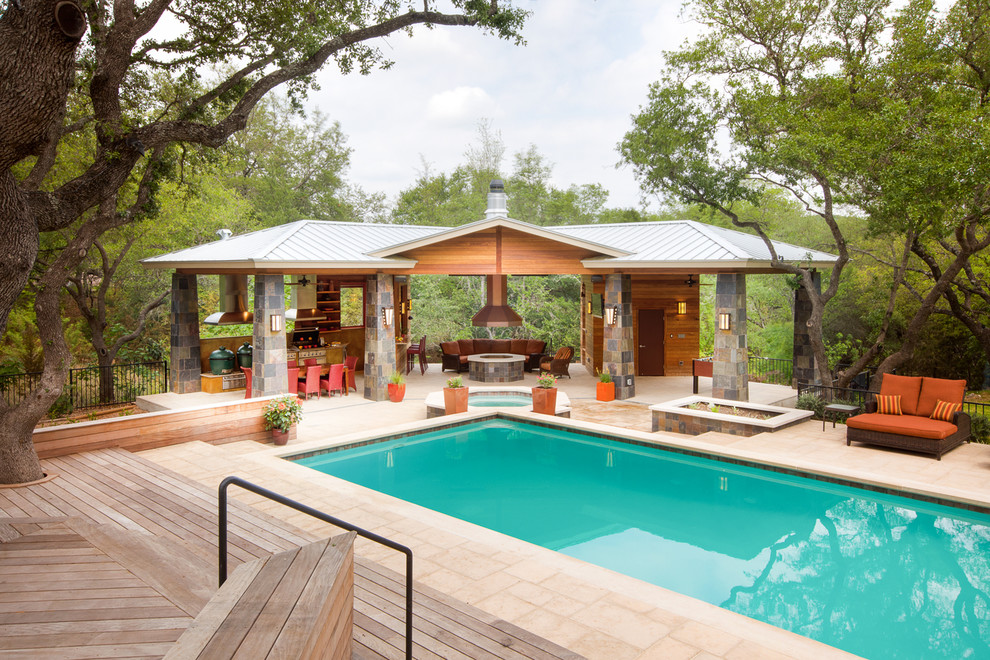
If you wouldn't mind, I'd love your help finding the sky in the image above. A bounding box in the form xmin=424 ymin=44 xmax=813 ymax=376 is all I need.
xmin=306 ymin=0 xmax=700 ymax=212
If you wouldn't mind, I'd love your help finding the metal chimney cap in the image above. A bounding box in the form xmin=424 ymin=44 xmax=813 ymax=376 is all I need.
xmin=489 ymin=179 xmax=504 ymax=192
xmin=216 ymin=228 xmax=233 ymax=240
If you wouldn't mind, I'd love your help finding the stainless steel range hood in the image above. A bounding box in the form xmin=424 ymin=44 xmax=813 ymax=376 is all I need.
xmin=286 ymin=274 xmax=327 ymax=323
xmin=203 ymin=274 xmax=254 ymax=326
xmin=472 ymin=274 xmax=522 ymax=327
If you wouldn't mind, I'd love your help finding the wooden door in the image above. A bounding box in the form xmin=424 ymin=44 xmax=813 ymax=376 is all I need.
xmin=638 ymin=309 xmax=665 ymax=376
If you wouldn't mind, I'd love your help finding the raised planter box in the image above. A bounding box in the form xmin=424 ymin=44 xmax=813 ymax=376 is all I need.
xmin=650 ymin=396 xmax=813 ymax=436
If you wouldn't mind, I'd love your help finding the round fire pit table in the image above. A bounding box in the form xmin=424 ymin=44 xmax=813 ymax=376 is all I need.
xmin=467 ymin=354 xmax=526 ymax=383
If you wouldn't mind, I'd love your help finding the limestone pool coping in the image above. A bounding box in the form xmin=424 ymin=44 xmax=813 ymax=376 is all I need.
xmin=650 ymin=395 xmax=814 ymax=431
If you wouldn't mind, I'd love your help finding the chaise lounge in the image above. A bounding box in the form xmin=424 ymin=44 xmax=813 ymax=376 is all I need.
xmin=845 ymin=374 xmax=970 ymax=460
xmin=440 ymin=338 xmax=547 ymax=373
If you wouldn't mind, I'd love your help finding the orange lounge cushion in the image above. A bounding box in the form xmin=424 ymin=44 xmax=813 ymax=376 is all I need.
xmin=474 ymin=339 xmax=493 ymax=353
xmin=847 ymin=413 xmax=958 ymax=440
xmin=917 ymin=377 xmax=966 ymax=418
xmin=457 ymin=339 xmax=475 ymax=355
xmin=459 ymin=355 xmax=469 ymax=363
xmin=491 ymin=339 xmax=511 ymax=352
xmin=440 ymin=341 xmax=460 ymax=355
xmin=879 ymin=375 xmax=923 ymax=416
xmin=510 ymin=339 xmax=529 ymax=354
xmin=526 ymin=339 xmax=545 ymax=355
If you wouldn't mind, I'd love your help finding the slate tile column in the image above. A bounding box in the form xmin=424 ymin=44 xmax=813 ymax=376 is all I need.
xmin=169 ymin=273 xmax=202 ymax=393
xmin=252 ymin=274 xmax=288 ymax=396
xmin=792 ymin=270 xmax=821 ymax=387
xmin=363 ymin=274 xmax=396 ymax=401
xmin=713 ymin=273 xmax=749 ymax=401
xmin=603 ymin=274 xmax=635 ymax=399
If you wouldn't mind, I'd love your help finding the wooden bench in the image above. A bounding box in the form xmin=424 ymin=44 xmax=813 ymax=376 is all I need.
xmin=166 ymin=532 xmax=356 ymax=660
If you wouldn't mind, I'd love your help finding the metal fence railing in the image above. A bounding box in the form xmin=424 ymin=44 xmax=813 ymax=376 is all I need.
xmin=748 ymin=356 xmax=794 ymax=386
xmin=0 ymin=361 xmax=168 ymax=411
xmin=797 ymin=383 xmax=990 ymax=419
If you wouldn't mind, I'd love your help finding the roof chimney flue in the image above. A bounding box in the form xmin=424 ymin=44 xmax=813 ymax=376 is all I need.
xmin=485 ymin=179 xmax=508 ymax=219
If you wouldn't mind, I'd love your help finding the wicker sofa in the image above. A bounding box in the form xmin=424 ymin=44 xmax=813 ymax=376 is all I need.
xmin=440 ymin=338 xmax=547 ymax=373
xmin=846 ymin=374 xmax=970 ymax=460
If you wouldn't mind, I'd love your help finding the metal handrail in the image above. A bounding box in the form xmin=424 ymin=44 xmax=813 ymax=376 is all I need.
xmin=218 ymin=476 xmax=414 ymax=659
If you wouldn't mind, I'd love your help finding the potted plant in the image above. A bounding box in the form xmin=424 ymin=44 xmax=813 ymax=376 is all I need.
xmin=443 ymin=376 xmax=469 ymax=414
xmin=532 ymin=372 xmax=557 ymax=415
xmin=387 ymin=370 xmax=406 ymax=403
xmin=596 ymin=370 xmax=615 ymax=402
xmin=262 ymin=395 xmax=303 ymax=446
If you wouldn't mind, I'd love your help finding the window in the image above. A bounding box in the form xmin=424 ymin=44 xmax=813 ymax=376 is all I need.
xmin=340 ymin=285 xmax=364 ymax=328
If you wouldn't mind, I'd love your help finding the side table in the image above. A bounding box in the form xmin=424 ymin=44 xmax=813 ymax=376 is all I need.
xmin=823 ymin=403 xmax=860 ymax=431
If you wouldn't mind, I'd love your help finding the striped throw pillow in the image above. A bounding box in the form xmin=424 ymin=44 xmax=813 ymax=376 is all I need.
xmin=930 ymin=399 xmax=962 ymax=422
xmin=875 ymin=394 xmax=902 ymax=415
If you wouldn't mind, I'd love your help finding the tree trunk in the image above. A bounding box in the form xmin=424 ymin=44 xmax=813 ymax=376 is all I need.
xmin=0 ymin=406 xmax=46 ymax=484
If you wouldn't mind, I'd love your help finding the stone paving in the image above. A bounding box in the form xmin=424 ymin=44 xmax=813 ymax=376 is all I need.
xmin=139 ymin=364 xmax=990 ymax=659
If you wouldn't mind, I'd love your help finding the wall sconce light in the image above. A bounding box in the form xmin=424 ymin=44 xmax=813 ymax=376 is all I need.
xmin=381 ymin=306 xmax=394 ymax=328
xmin=677 ymin=301 xmax=687 ymax=315
xmin=605 ymin=305 xmax=619 ymax=326
xmin=586 ymin=301 xmax=592 ymax=314
xmin=269 ymin=313 xmax=283 ymax=333
xmin=718 ymin=312 xmax=731 ymax=331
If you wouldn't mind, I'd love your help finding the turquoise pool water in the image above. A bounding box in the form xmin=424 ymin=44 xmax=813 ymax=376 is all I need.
xmin=468 ymin=394 xmax=530 ymax=407
xmin=296 ymin=418 xmax=990 ymax=659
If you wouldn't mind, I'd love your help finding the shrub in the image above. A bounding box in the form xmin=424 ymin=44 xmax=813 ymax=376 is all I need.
xmin=971 ymin=414 xmax=990 ymax=444
xmin=262 ymin=396 xmax=303 ymax=432
xmin=796 ymin=393 xmax=825 ymax=419
xmin=446 ymin=376 xmax=464 ymax=389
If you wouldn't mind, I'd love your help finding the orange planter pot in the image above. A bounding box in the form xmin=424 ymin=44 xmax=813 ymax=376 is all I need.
xmin=531 ymin=387 xmax=557 ymax=415
xmin=387 ymin=383 xmax=406 ymax=403
xmin=271 ymin=427 xmax=290 ymax=446
xmin=596 ymin=381 xmax=615 ymax=402
xmin=443 ymin=387 xmax=469 ymax=414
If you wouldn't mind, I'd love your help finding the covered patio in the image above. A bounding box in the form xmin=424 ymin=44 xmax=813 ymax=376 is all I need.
xmin=143 ymin=182 xmax=836 ymax=405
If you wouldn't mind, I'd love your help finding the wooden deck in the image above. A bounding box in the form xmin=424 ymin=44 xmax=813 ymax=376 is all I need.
xmin=0 ymin=449 xmax=583 ymax=660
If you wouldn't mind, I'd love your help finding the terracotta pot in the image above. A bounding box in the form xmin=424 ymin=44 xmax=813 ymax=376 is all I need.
xmin=271 ymin=427 xmax=290 ymax=446
xmin=531 ymin=387 xmax=557 ymax=415
xmin=443 ymin=387 xmax=469 ymax=414
xmin=387 ymin=382 xmax=406 ymax=403
xmin=596 ymin=381 xmax=615 ymax=402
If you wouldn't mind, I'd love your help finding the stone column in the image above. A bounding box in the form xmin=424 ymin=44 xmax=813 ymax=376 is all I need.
xmin=252 ymin=274 xmax=288 ymax=396
xmin=169 ymin=273 xmax=202 ymax=394
xmin=713 ymin=273 xmax=748 ymax=402
xmin=363 ymin=274 xmax=396 ymax=401
xmin=792 ymin=271 xmax=820 ymax=387
xmin=603 ymin=274 xmax=635 ymax=399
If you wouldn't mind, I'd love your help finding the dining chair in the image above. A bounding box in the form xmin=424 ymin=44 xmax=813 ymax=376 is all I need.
xmin=344 ymin=355 xmax=358 ymax=392
xmin=303 ymin=358 xmax=318 ymax=367
xmin=288 ymin=360 xmax=297 ymax=368
xmin=287 ymin=366 xmax=299 ymax=395
xmin=241 ymin=366 xmax=252 ymax=400
xmin=298 ymin=365 xmax=321 ymax=399
xmin=406 ymin=335 xmax=427 ymax=375
xmin=319 ymin=363 xmax=345 ymax=398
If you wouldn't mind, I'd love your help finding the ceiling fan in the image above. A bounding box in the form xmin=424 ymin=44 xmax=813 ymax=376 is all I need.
xmin=286 ymin=275 xmax=311 ymax=287
xmin=684 ymin=275 xmax=713 ymax=287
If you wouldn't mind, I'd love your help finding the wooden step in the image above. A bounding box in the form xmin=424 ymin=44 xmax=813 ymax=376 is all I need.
xmin=0 ymin=522 xmax=193 ymax=657
xmin=166 ymin=532 xmax=356 ymax=660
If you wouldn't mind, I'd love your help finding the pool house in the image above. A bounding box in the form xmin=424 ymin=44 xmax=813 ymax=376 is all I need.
xmin=143 ymin=182 xmax=837 ymax=403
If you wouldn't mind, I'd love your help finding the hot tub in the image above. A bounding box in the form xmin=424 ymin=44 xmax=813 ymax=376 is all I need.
xmin=425 ymin=386 xmax=570 ymax=418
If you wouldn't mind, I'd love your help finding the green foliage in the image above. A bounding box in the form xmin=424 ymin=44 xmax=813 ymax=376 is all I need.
xmin=597 ymin=370 xmax=612 ymax=383
xmin=389 ymin=370 xmax=405 ymax=385
xmin=796 ymin=394 xmax=826 ymax=419
xmin=536 ymin=373 xmax=557 ymax=388
xmin=262 ymin=395 xmax=303 ymax=432
xmin=446 ymin=376 xmax=464 ymax=389
xmin=970 ymin=415 xmax=990 ymax=444
xmin=340 ymin=287 xmax=363 ymax=328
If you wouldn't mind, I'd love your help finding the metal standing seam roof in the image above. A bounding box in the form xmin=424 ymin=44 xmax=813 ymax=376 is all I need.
xmin=142 ymin=218 xmax=837 ymax=270
xmin=549 ymin=220 xmax=837 ymax=266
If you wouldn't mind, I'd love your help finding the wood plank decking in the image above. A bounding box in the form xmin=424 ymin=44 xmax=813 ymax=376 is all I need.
xmin=0 ymin=449 xmax=583 ymax=660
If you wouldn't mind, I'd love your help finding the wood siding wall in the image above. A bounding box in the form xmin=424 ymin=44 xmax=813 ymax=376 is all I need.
xmin=397 ymin=228 xmax=599 ymax=275
xmin=581 ymin=276 xmax=701 ymax=377
xmin=632 ymin=276 xmax=700 ymax=377
xmin=32 ymin=397 xmax=281 ymax=458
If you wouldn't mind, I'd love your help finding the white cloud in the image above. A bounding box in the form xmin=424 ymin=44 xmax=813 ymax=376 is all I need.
xmin=307 ymin=0 xmax=700 ymax=211
xmin=426 ymin=87 xmax=502 ymax=125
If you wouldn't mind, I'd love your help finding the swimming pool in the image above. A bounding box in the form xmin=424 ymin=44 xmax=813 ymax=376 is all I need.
xmin=294 ymin=417 xmax=990 ymax=659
